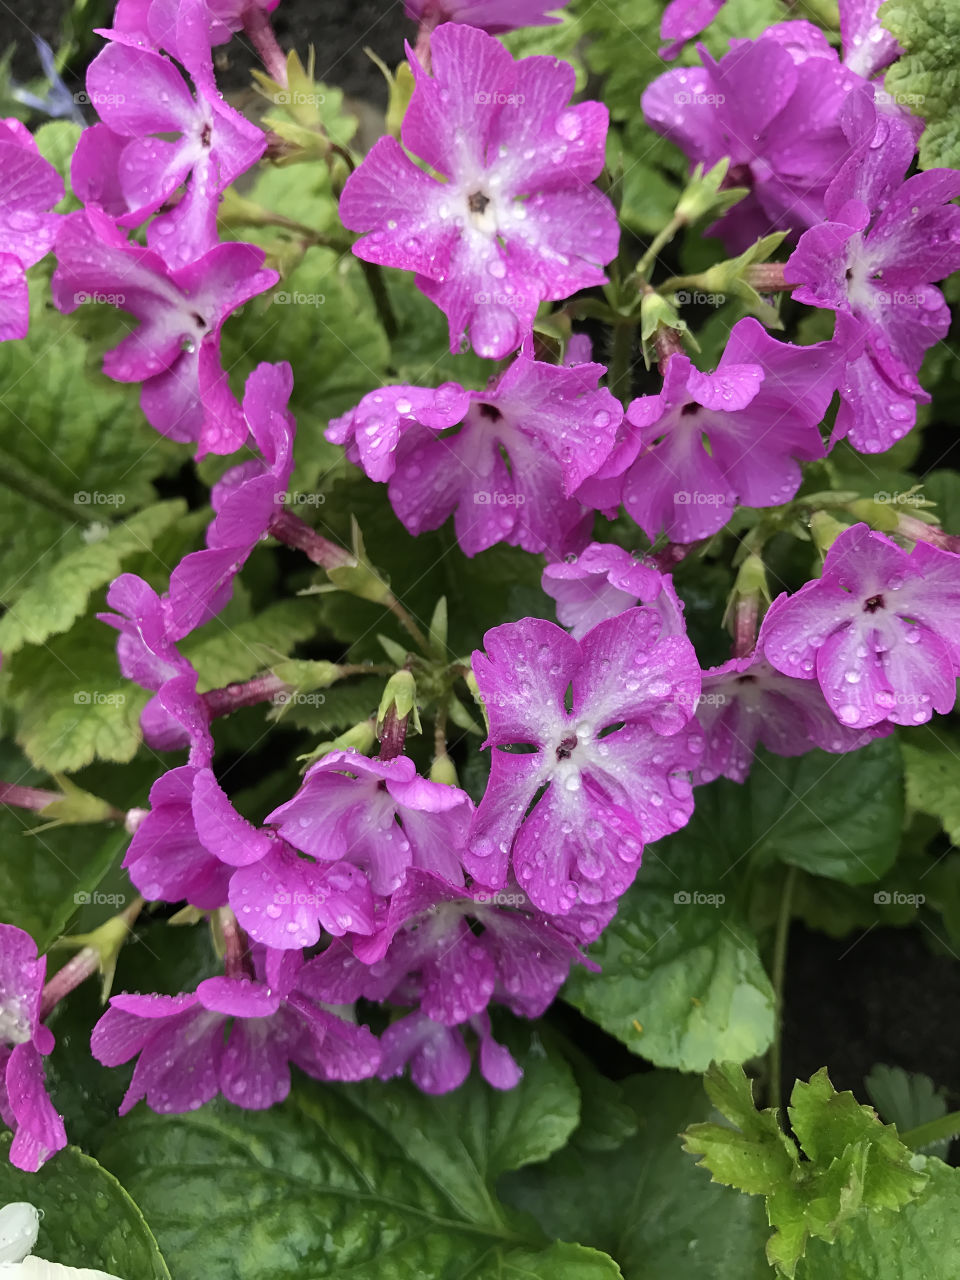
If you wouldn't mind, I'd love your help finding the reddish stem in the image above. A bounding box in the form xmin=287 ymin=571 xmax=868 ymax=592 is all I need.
xmin=243 ymin=6 xmax=288 ymax=85
xmin=0 ymin=782 xmax=63 ymax=813
xmin=897 ymin=514 xmax=960 ymax=554
xmin=378 ymin=707 xmax=408 ymax=762
xmin=654 ymin=326 xmax=686 ymax=376
xmin=743 ymin=262 xmax=790 ymax=292
xmin=732 ymin=595 xmax=760 ymax=658
xmin=202 ymin=672 xmax=290 ymax=718
xmin=220 ymin=908 xmax=254 ymax=981
xmin=269 ymin=508 xmax=355 ymax=569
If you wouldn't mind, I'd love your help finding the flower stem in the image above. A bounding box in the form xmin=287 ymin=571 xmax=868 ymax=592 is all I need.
xmin=768 ymin=864 xmax=797 ymax=1121
xmin=0 ymin=782 xmax=65 ymax=812
xmin=359 ymin=260 xmax=398 ymax=342
xmin=635 ymin=214 xmax=684 ymax=282
xmin=900 ymin=1111 xmax=960 ymax=1151
xmin=243 ymin=6 xmax=288 ymax=85
xmin=269 ymin=508 xmax=355 ymax=568
xmin=609 ymin=320 xmax=635 ymax=403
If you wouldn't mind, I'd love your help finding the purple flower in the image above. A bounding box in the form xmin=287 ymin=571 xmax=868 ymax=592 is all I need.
xmin=303 ymin=870 xmax=593 ymax=1019
xmin=377 ymin=1011 xmax=520 ymax=1094
xmin=99 ymin=576 xmax=213 ymax=757
xmin=101 ymin=0 xmax=280 ymax=61
xmin=339 ymin=23 xmax=618 ymax=358
xmin=0 ymin=924 xmax=67 ymax=1172
xmin=577 ymin=319 xmax=837 ymax=544
xmin=542 ymin=542 xmax=684 ymax=640
xmin=785 ymin=115 xmax=960 ymax=454
xmin=659 ymin=0 xmax=726 ymax=59
xmin=695 ymin=616 xmax=889 ymax=784
xmin=762 ymin=523 xmax=960 ymax=729
xmin=51 ymin=209 xmax=278 ymax=455
xmin=405 ymin=0 xmax=566 ymax=33
xmin=167 ymin=361 xmax=296 ymax=636
xmin=0 ymin=118 xmax=63 ymax=341
xmin=467 ymin=609 xmax=703 ymax=913
xmin=841 ymin=0 xmax=902 ymax=80
xmin=268 ymin=751 xmax=474 ymax=896
xmin=72 ymin=40 xmax=265 ymax=266
xmin=642 ymin=24 xmax=873 ymax=250
xmin=328 ymin=351 xmax=620 ymax=557
xmin=91 ymin=948 xmax=380 ymax=1114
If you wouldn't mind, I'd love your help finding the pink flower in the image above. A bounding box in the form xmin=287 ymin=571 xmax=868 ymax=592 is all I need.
xmin=785 ymin=114 xmax=960 ymax=453
xmin=762 ymin=523 xmax=960 ymax=730
xmin=0 ymin=925 xmax=67 ymax=1172
xmin=339 ymin=23 xmax=617 ymax=358
xmin=542 ymin=542 xmax=684 ymax=641
xmin=659 ymin=0 xmax=726 ymax=59
xmin=467 ymin=609 xmax=703 ymax=913
xmin=0 ymin=118 xmax=63 ymax=341
xmin=51 ymin=209 xmax=278 ymax=455
xmin=329 ymin=350 xmax=620 ymax=557
xmin=72 ymin=39 xmax=265 ymax=266
xmin=91 ymin=948 xmax=380 ymax=1114
xmin=405 ymin=0 xmax=567 ymax=34
xmin=578 ymin=318 xmax=837 ymax=543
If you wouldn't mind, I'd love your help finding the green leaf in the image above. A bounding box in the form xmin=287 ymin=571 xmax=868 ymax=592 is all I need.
xmin=182 ymin=596 xmax=323 ymax=691
xmin=503 ymin=1068 xmax=772 ymax=1279
xmin=684 ymin=1065 xmax=927 ymax=1278
xmin=93 ymin=1031 xmax=598 ymax=1280
xmin=881 ymin=0 xmax=960 ymax=170
xmin=0 ymin=744 xmax=129 ymax=948
xmin=901 ymin=722 xmax=960 ymax=845
xmin=0 ymin=271 xmax=181 ymax=606
xmin=0 ymin=500 xmax=184 ymax=655
xmin=0 ymin=1138 xmax=170 ymax=1279
xmin=865 ymin=1064 xmax=952 ymax=1159
xmin=563 ymin=786 xmax=776 ymax=1071
xmin=796 ymin=1155 xmax=960 ymax=1279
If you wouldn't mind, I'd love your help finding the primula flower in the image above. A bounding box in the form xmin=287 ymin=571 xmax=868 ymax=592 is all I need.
xmin=101 ymin=0 xmax=280 ymax=61
xmin=659 ymin=0 xmax=726 ymax=59
xmin=577 ymin=318 xmax=837 ymax=544
xmin=339 ymin=23 xmax=618 ymax=358
xmin=0 ymin=118 xmax=63 ymax=341
xmin=0 ymin=925 xmax=67 ymax=1173
xmin=91 ymin=948 xmax=380 ymax=1114
xmin=694 ymin=614 xmax=889 ymax=784
xmin=377 ymin=1010 xmax=520 ymax=1094
xmin=303 ymin=870 xmax=593 ymax=1021
xmin=642 ymin=23 xmax=872 ymax=250
xmin=405 ymin=0 xmax=566 ymax=33
xmin=52 ymin=209 xmax=278 ymax=455
xmin=268 ymin=751 xmax=474 ymax=895
xmin=542 ymin=542 xmax=684 ymax=640
xmin=329 ymin=351 xmax=620 ymax=557
xmin=167 ymin=361 xmax=296 ymax=636
xmin=785 ymin=115 xmax=960 ymax=453
xmin=762 ymin=523 xmax=960 ymax=730
xmin=841 ymin=0 xmax=902 ymax=80
xmin=73 ymin=40 xmax=265 ymax=266
xmin=467 ymin=609 xmax=703 ymax=913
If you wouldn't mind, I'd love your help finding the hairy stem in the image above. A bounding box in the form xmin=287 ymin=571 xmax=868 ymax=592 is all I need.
xmin=768 ymin=864 xmax=797 ymax=1120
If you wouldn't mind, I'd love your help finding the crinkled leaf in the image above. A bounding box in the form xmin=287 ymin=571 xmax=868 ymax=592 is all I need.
xmin=882 ymin=0 xmax=960 ymax=170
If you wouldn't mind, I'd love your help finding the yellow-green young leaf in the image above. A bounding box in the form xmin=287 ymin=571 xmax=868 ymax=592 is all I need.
xmin=881 ymin=0 xmax=960 ymax=170
xmin=4 ymin=617 xmax=149 ymax=772
xmin=0 ymin=501 xmax=184 ymax=655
